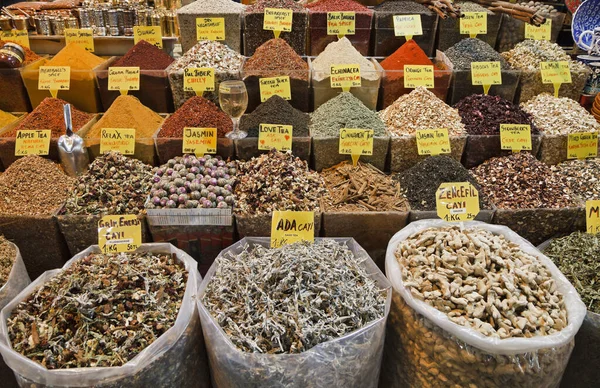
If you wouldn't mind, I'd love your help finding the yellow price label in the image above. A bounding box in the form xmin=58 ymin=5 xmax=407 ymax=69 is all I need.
xmin=64 ymin=28 xmax=94 ymax=52
xmin=436 ymin=182 xmax=480 ymax=222
xmin=98 ymin=215 xmax=142 ymax=254
xmin=259 ymin=76 xmax=291 ymax=102
xmin=108 ymin=67 xmax=140 ymax=94
xmin=471 ymin=61 xmax=502 ymax=94
xmin=183 ymin=127 xmax=217 ymax=155
xmin=259 ymin=124 xmax=293 ymax=151
xmin=100 ymin=128 xmax=135 ymax=155
xmin=541 ymin=61 xmax=571 ymax=96
xmin=416 ymin=129 xmax=451 ymax=156
xmin=393 ymin=14 xmax=423 ymax=40
xmin=270 ymin=211 xmax=315 ymax=248
xmin=15 ymin=130 xmax=51 ymax=156
xmin=263 ymin=8 xmax=293 ymax=38
xmin=525 ymin=19 xmax=552 ymax=41
xmin=184 ymin=68 xmax=215 ymax=95
xmin=330 ymin=64 xmax=361 ymax=91
xmin=460 ymin=12 xmax=487 ymax=37
xmin=568 ymin=132 xmax=598 ymax=160
xmin=133 ymin=26 xmax=162 ymax=48
xmin=339 ymin=128 xmax=373 ymax=165
xmin=404 ymin=65 xmax=435 ymax=88
xmin=586 ymin=200 xmax=600 ymax=234
xmin=1 ymin=29 xmax=29 ymax=48
xmin=500 ymin=124 xmax=532 ymax=151
xmin=327 ymin=12 xmax=355 ymax=37
xmin=196 ymin=17 xmax=225 ymax=41
xmin=38 ymin=66 xmax=70 ymax=98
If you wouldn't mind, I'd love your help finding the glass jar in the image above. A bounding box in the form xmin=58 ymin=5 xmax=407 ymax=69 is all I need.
xmin=0 ymin=43 xmax=25 ymax=69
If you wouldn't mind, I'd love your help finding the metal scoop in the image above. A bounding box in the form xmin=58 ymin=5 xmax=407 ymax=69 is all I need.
xmin=58 ymin=104 xmax=89 ymax=176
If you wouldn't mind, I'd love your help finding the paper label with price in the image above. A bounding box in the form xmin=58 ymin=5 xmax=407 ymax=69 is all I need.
xmin=436 ymin=182 xmax=480 ymax=222
xmin=184 ymin=68 xmax=215 ymax=94
xmin=183 ymin=127 xmax=217 ymax=155
xmin=270 ymin=211 xmax=315 ymax=248
xmin=15 ymin=130 xmax=50 ymax=156
xmin=259 ymin=76 xmax=291 ymax=102
xmin=327 ymin=12 xmax=355 ymax=36
xmin=460 ymin=12 xmax=487 ymax=37
xmin=1 ymin=29 xmax=30 ymax=48
xmin=500 ymin=124 xmax=532 ymax=151
xmin=259 ymin=124 xmax=293 ymax=151
xmin=330 ymin=64 xmax=361 ymax=90
xmin=100 ymin=128 xmax=135 ymax=155
xmin=393 ymin=14 xmax=423 ymax=39
xmin=263 ymin=8 xmax=293 ymax=36
xmin=64 ymin=28 xmax=94 ymax=52
xmin=416 ymin=129 xmax=451 ymax=156
xmin=339 ymin=128 xmax=373 ymax=165
xmin=471 ymin=61 xmax=501 ymax=94
xmin=567 ymin=132 xmax=598 ymax=159
xmin=108 ymin=67 xmax=140 ymax=92
xmin=586 ymin=200 xmax=600 ymax=234
xmin=525 ymin=19 xmax=552 ymax=40
xmin=404 ymin=65 xmax=434 ymax=88
xmin=196 ymin=17 xmax=225 ymax=41
xmin=98 ymin=215 xmax=142 ymax=254
xmin=133 ymin=26 xmax=162 ymax=48
xmin=39 ymin=66 xmax=70 ymax=98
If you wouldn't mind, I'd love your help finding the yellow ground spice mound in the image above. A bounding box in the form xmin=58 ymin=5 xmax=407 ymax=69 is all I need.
xmin=0 ymin=110 xmax=18 ymax=129
xmin=87 ymin=95 xmax=163 ymax=138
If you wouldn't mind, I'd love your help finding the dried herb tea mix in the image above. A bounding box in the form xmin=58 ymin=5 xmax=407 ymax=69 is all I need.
xmin=202 ymin=239 xmax=386 ymax=353
xmin=0 ymin=236 xmax=16 ymax=288
xmin=7 ymin=251 xmax=187 ymax=368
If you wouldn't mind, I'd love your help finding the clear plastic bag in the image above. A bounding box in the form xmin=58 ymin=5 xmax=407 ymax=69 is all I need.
xmin=381 ymin=220 xmax=586 ymax=388
xmin=0 ymin=243 xmax=210 ymax=388
xmin=197 ymin=237 xmax=392 ymax=388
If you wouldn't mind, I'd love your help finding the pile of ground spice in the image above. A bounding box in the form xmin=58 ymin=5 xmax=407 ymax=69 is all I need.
xmin=0 ymin=40 xmax=40 ymax=66
xmin=243 ymin=38 xmax=308 ymax=80
xmin=380 ymin=40 xmax=438 ymax=78
xmin=0 ymin=155 xmax=74 ymax=216
xmin=240 ymin=96 xmax=309 ymax=137
xmin=0 ymin=235 xmax=16 ymax=288
xmin=395 ymin=155 xmax=489 ymax=211
xmin=6 ymin=98 xmax=94 ymax=138
xmin=0 ymin=110 xmax=18 ymax=129
xmin=87 ymin=95 xmax=163 ymax=139
xmin=454 ymin=94 xmax=538 ymax=135
xmin=310 ymin=92 xmax=385 ymax=138
xmin=312 ymin=37 xmax=378 ymax=82
xmin=471 ymin=152 xmax=576 ymax=209
xmin=113 ymin=40 xmax=174 ymax=70
xmin=47 ymin=43 xmax=104 ymax=71
xmin=159 ymin=96 xmax=232 ymax=138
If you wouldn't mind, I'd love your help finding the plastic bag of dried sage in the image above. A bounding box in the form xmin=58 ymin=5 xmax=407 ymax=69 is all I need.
xmin=198 ymin=237 xmax=392 ymax=388
xmin=0 ymin=243 xmax=210 ymax=388
xmin=381 ymin=220 xmax=586 ymax=388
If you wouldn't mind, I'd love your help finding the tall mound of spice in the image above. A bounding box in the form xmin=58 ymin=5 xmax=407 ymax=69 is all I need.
xmin=87 ymin=95 xmax=163 ymax=139
xmin=312 ymin=37 xmax=378 ymax=82
xmin=235 ymin=150 xmax=326 ymax=215
xmin=471 ymin=153 xmax=575 ymax=209
xmin=380 ymin=87 xmax=465 ymax=136
xmin=7 ymin=250 xmax=188 ymax=369
xmin=395 ymin=156 xmax=489 ymax=210
xmin=0 ymin=155 xmax=73 ymax=216
xmin=454 ymin=94 xmax=537 ymax=135
xmin=310 ymin=92 xmax=385 ymax=138
xmin=0 ymin=236 xmax=17 ymax=288
xmin=5 ymin=98 xmax=94 ymax=138
xmin=521 ymin=94 xmax=600 ymax=135
xmin=159 ymin=96 xmax=232 ymax=138
xmin=47 ymin=43 xmax=104 ymax=73
xmin=63 ymin=152 xmax=155 ymax=215
xmin=202 ymin=239 xmax=386 ymax=354
xmin=113 ymin=40 xmax=174 ymax=70
xmin=321 ymin=161 xmax=409 ymax=212
xmin=243 ymin=38 xmax=309 ymax=80
xmin=551 ymin=159 xmax=600 ymax=201
xmin=445 ymin=38 xmax=509 ymax=70
xmin=380 ymin=40 xmax=436 ymax=77
xmin=239 ymin=95 xmax=309 ymax=137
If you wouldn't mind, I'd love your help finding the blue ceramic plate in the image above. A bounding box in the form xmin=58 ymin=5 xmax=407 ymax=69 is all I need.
xmin=573 ymin=0 xmax=600 ymax=49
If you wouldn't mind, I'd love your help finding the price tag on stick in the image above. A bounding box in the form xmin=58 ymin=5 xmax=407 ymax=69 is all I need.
xmin=100 ymin=128 xmax=135 ymax=155
xmin=393 ymin=14 xmax=423 ymax=40
xmin=460 ymin=12 xmax=487 ymax=38
xmin=525 ymin=19 xmax=552 ymax=41
xmin=108 ymin=67 xmax=140 ymax=95
xmin=183 ymin=127 xmax=217 ymax=156
xmin=259 ymin=124 xmax=293 ymax=151
xmin=1 ymin=29 xmax=30 ymax=48
xmin=567 ymin=132 xmax=598 ymax=160
xmin=327 ymin=12 xmax=355 ymax=38
xmin=436 ymin=182 xmax=480 ymax=222
xmin=133 ymin=26 xmax=162 ymax=48
xmin=259 ymin=76 xmax=291 ymax=102
xmin=330 ymin=64 xmax=361 ymax=92
xmin=184 ymin=68 xmax=215 ymax=96
xmin=270 ymin=211 xmax=315 ymax=248
xmin=339 ymin=128 xmax=373 ymax=165
xmin=471 ymin=61 xmax=501 ymax=95
xmin=98 ymin=215 xmax=142 ymax=254
xmin=586 ymin=200 xmax=600 ymax=234
xmin=500 ymin=124 xmax=532 ymax=152
xmin=540 ymin=61 xmax=571 ymax=97
xmin=404 ymin=65 xmax=434 ymax=89
xmin=263 ymin=8 xmax=293 ymax=39
xmin=39 ymin=66 xmax=70 ymax=98
xmin=15 ymin=130 xmax=51 ymax=156
xmin=196 ymin=17 xmax=225 ymax=41
xmin=65 ymin=28 xmax=95 ymax=52
xmin=416 ymin=129 xmax=451 ymax=156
